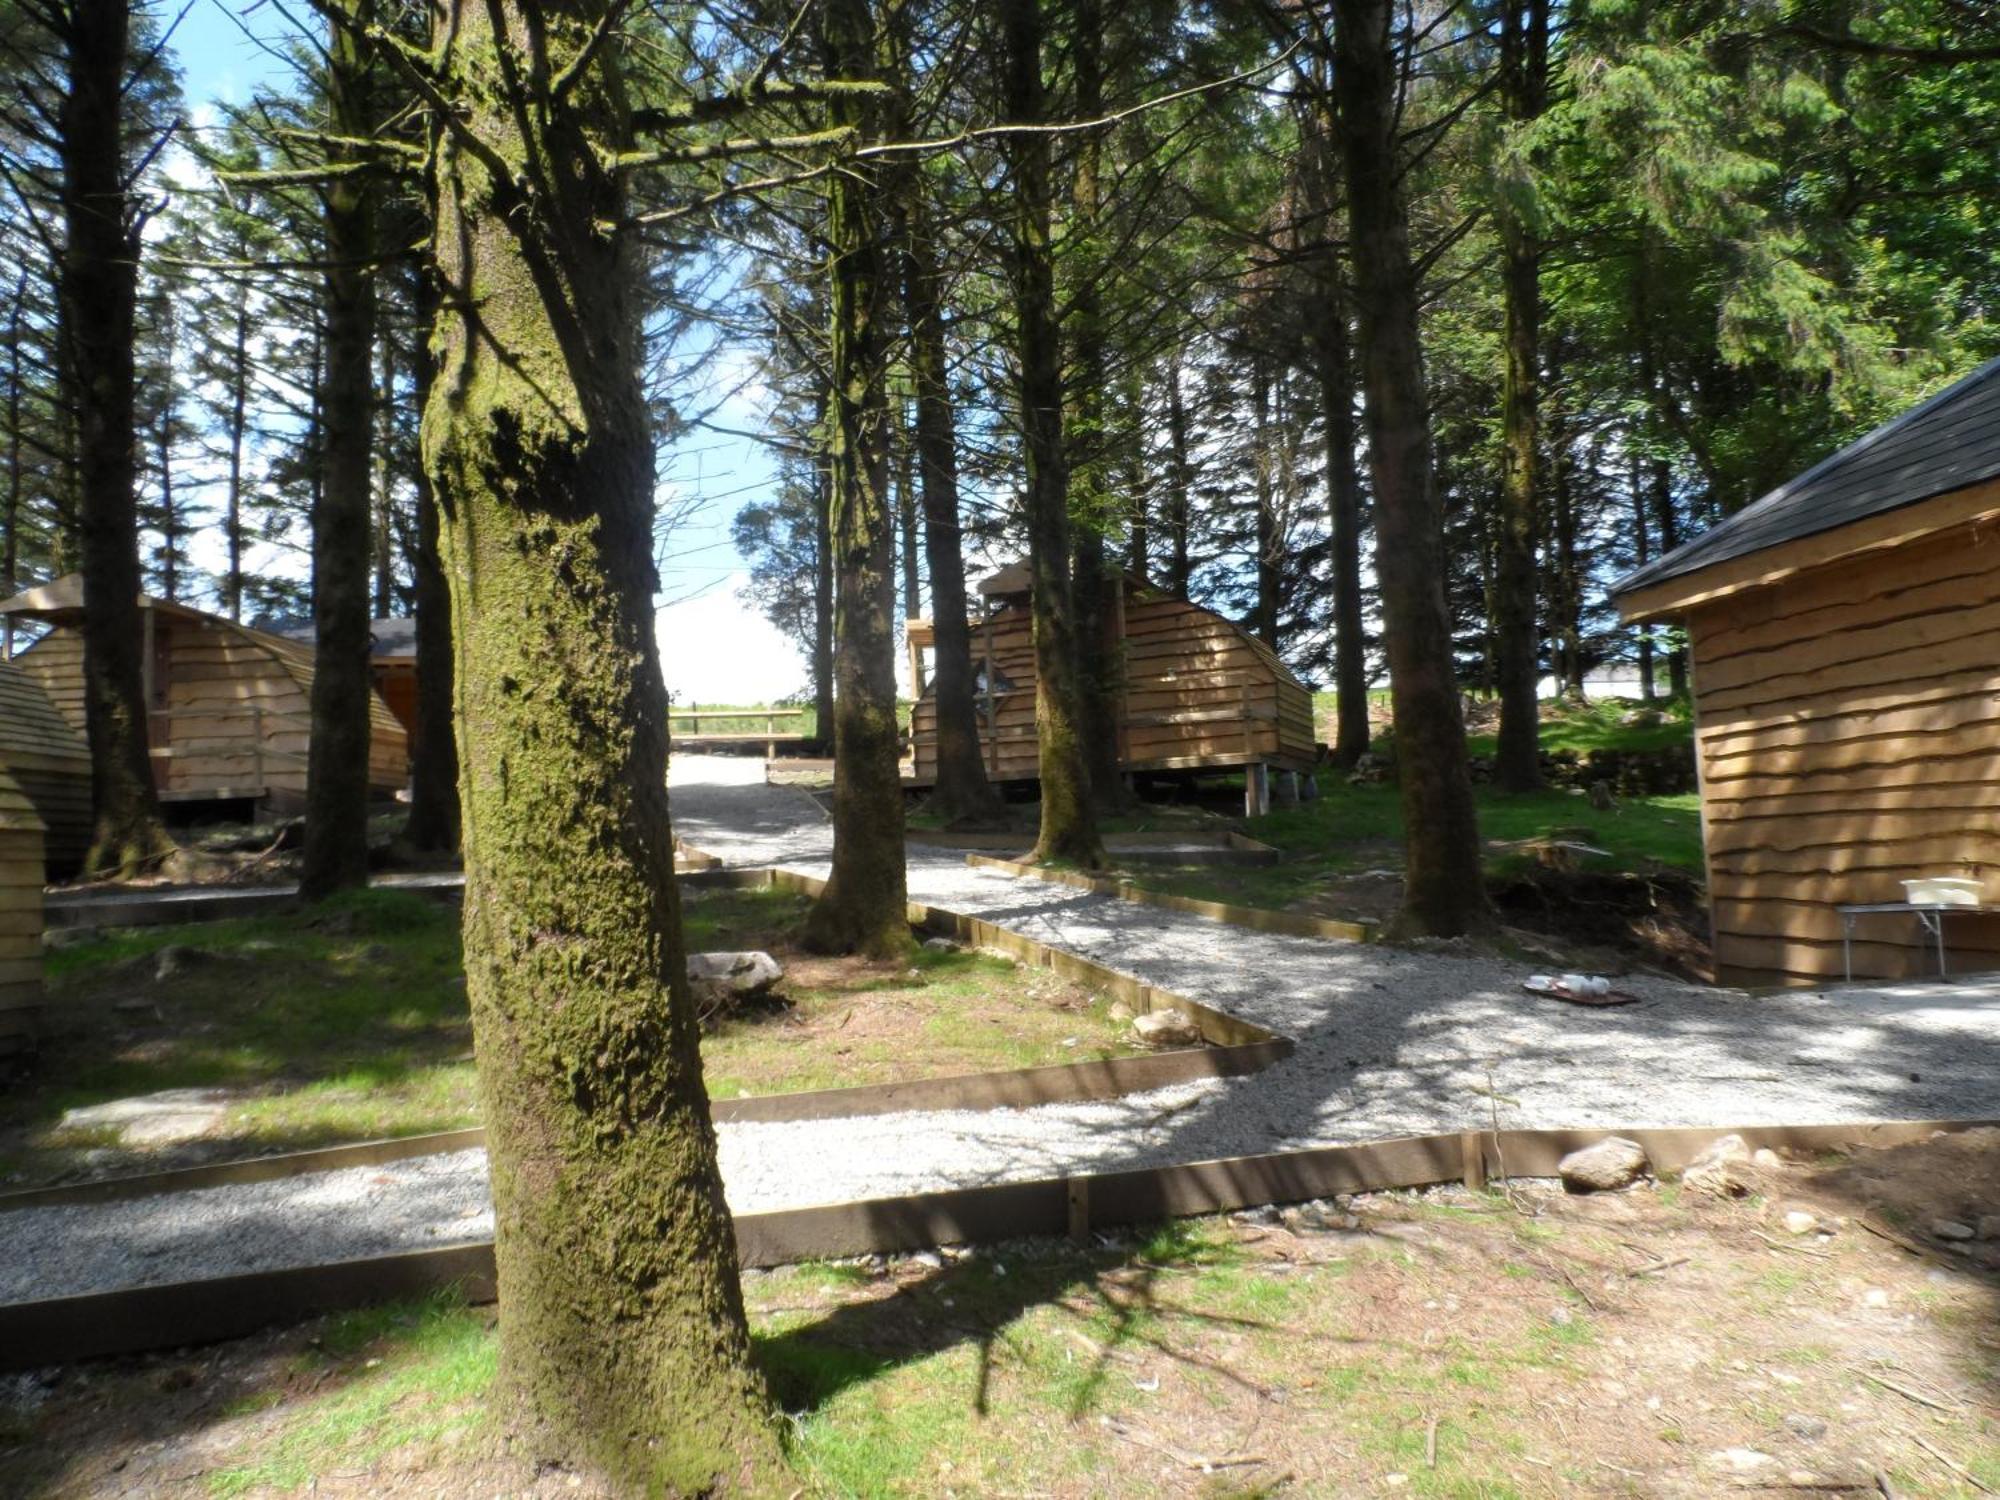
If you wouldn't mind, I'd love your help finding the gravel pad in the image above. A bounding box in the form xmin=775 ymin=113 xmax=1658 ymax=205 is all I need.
xmin=8 ymin=755 xmax=2000 ymax=1303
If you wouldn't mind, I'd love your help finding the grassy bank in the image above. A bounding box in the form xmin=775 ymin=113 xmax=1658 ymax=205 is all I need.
xmin=1 ymin=886 xmax=1137 ymax=1188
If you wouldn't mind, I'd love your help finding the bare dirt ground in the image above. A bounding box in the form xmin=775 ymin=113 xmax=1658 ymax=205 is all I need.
xmin=10 ymin=1130 xmax=2000 ymax=1498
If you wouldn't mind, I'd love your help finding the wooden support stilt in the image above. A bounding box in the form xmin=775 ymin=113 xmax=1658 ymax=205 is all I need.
xmin=1460 ymin=1131 xmax=1487 ymax=1192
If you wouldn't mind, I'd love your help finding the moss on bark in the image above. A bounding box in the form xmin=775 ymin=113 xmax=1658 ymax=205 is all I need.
xmin=301 ymin=0 xmax=379 ymax=901
xmin=62 ymin=0 xmax=172 ymax=880
xmin=425 ymin=0 xmax=781 ymax=1487
xmin=1004 ymin=0 xmax=1105 ymax=872
xmin=803 ymin=0 xmax=910 ymax=959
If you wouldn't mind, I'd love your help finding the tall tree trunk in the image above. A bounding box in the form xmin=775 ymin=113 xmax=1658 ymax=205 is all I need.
xmin=372 ymin=328 xmax=397 ymax=614
xmin=1004 ymin=0 xmax=1103 ymax=868
xmin=810 ymin=386 xmax=834 ymax=748
xmin=1333 ymin=0 xmax=1489 ymax=935
xmin=1650 ymin=450 xmax=1688 ymax=699
xmin=153 ymin=385 xmax=176 ymax=600
xmin=223 ymin=305 xmax=249 ymax=621
xmin=1163 ymin=354 xmax=1192 ymax=599
xmin=423 ymin=0 xmax=778 ymax=1483
xmin=4 ymin=278 xmax=21 ymax=608
xmin=1313 ymin=244 xmax=1370 ymax=768
xmin=804 ymin=0 xmax=909 ymax=957
xmin=1549 ymin=422 xmax=1584 ymax=704
xmin=1490 ymin=0 xmax=1547 ymax=792
xmin=400 ymin=268 xmax=457 ymax=856
xmin=1065 ymin=0 xmax=1125 ymax=806
xmin=300 ymin=0 xmax=378 ymax=901
xmin=1629 ymin=458 xmax=1656 ymax=702
xmin=1251 ymin=359 xmax=1280 ymax=648
xmin=62 ymin=0 xmax=170 ymax=878
xmin=893 ymin=384 xmax=920 ymax=628
xmin=901 ymin=190 xmax=997 ymax=822
xmin=1125 ymin=366 xmax=1149 ymax=582
xmin=1633 ymin=240 xmax=1688 ymax=700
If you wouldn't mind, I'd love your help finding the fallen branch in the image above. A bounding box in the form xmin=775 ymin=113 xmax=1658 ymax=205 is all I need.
xmin=1102 ymin=1418 xmax=1265 ymax=1473
xmin=1911 ymin=1433 xmax=1996 ymax=1495
xmin=1848 ymin=1364 xmax=1959 ymax=1413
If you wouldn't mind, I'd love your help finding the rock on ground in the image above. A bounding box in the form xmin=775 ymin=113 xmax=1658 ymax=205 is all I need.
xmin=1132 ymin=1009 xmax=1203 ymax=1048
xmin=686 ymin=951 xmax=784 ymax=1008
xmin=1558 ymin=1136 xmax=1649 ymax=1192
xmin=58 ymin=1090 xmax=230 ymax=1147
xmin=1682 ymin=1134 xmax=1754 ymax=1196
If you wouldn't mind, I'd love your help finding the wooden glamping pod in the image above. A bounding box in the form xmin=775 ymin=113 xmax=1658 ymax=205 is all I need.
xmin=0 ymin=660 xmax=89 ymax=877
xmin=907 ymin=565 xmax=1318 ymax=811
xmin=1614 ymin=356 xmax=2000 ymax=986
xmin=0 ymin=575 xmax=409 ymax=816
xmin=0 ymin=765 xmax=44 ymax=1063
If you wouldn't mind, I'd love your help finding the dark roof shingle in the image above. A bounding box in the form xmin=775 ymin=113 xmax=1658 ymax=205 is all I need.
xmin=1613 ymin=355 xmax=2000 ymax=598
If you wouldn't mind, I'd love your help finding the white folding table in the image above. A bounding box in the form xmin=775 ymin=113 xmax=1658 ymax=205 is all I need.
xmin=1835 ymin=901 xmax=2000 ymax=982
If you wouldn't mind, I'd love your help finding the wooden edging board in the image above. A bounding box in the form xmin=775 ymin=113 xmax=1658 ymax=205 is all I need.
xmin=0 ymin=864 xmax=1283 ymax=1213
xmin=6 ymin=1116 xmax=1991 ymax=1370
xmin=905 ymin=830 xmax=1281 ymax=867
xmin=963 ymin=853 xmax=1378 ymax=945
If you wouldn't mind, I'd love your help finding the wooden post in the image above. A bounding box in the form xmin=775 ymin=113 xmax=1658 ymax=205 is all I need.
xmin=252 ymin=704 xmax=265 ymax=790
xmin=1243 ymin=763 xmax=1268 ymax=819
xmin=1066 ymin=1175 xmax=1091 ymax=1244
xmin=1460 ymin=1131 xmax=1487 ymax=1192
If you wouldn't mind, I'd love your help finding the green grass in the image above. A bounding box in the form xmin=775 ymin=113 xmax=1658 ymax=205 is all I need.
xmin=1112 ymin=781 xmax=1703 ymax=918
xmin=6 ymin=883 xmax=1136 ymax=1184
xmin=19 ymin=889 xmax=477 ymax=1168
xmin=207 ymin=1293 xmax=497 ymax=1496
xmin=666 ymin=699 xmax=917 ymax=740
xmin=1464 ymin=696 xmax=1694 ymax=757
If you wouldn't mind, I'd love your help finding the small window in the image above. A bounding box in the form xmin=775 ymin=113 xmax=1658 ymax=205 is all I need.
xmin=974 ymin=658 xmax=1014 ymax=696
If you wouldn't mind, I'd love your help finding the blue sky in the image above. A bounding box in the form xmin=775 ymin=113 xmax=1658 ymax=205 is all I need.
xmin=167 ymin=0 xmax=814 ymax=703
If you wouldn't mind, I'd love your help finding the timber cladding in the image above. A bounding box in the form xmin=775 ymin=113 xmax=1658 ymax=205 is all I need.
xmin=0 ymin=662 xmax=88 ymax=876
xmin=0 ymin=765 xmax=45 ymax=1061
xmin=10 ymin=610 xmax=408 ymax=810
xmin=1686 ymin=516 xmax=2000 ymax=985
xmin=910 ymin=587 xmax=1318 ymax=785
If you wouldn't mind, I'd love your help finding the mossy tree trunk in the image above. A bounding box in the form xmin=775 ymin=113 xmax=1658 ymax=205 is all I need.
xmin=1301 ymin=98 xmax=1369 ymax=766
xmin=300 ymin=0 xmax=378 ymax=900
xmin=424 ymin=0 xmax=780 ymax=1485
xmin=1163 ymin=353 xmax=1193 ymax=600
xmin=1064 ymin=0 xmax=1127 ymax=809
xmin=1491 ymin=0 xmax=1548 ymax=793
xmin=803 ymin=0 xmax=909 ymax=957
xmin=1250 ymin=359 xmax=1280 ymax=649
xmin=900 ymin=185 xmax=998 ymax=824
xmin=1333 ymin=0 xmax=1490 ymax=936
xmin=60 ymin=0 xmax=171 ymax=879
xmin=1004 ymin=0 xmax=1104 ymax=869
xmin=400 ymin=266 xmax=458 ymax=856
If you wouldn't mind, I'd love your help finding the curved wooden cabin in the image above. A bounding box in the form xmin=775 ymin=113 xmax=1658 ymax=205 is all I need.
xmin=0 ymin=660 xmax=90 ymax=876
xmin=0 ymin=765 xmax=44 ymax=1063
xmin=1615 ymin=356 xmax=2000 ymax=986
xmin=908 ymin=571 xmax=1317 ymax=792
xmin=0 ymin=576 xmax=408 ymax=816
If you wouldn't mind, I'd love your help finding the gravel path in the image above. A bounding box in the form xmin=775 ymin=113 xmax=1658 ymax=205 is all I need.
xmin=8 ymin=754 xmax=2000 ymax=1302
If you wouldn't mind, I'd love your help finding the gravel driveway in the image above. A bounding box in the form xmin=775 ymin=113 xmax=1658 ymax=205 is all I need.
xmin=7 ymin=753 xmax=1999 ymax=1303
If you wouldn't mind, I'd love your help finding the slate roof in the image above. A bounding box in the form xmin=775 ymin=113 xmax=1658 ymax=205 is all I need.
xmin=265 ymin=615 xmax=418 ymax=659
xmin=1613 ymin=355 xmax=2000 ymax=598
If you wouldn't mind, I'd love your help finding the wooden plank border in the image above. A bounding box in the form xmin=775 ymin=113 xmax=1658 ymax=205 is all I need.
xmin=963 ymin=853 xmax=1378 ymax=945
xmin=904 ymin=830 xmax=1282 ymax=867
xmin=0 ymin=866 xmax=1284 ymax=1212
xmin=6 ymin=1116 xmax=1992 ymax=1370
